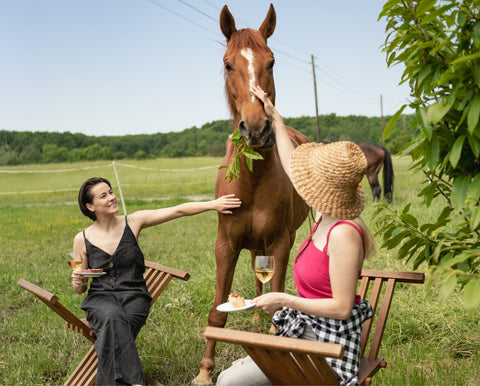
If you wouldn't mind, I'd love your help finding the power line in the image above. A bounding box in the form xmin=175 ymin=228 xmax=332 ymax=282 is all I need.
xmin=147 ymin=0 xmax=218 ymax=35
xmin=146 ymin=0 xmax=380 ymax=104
xmin=176 ymin=0 xmax=217 ymax=23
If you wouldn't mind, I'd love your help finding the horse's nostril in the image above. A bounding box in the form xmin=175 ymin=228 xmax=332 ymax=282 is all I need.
xmin=262 ymin=119 xmax=272 ymax=136
xmin=238 ymin=121 xmax=248 ymax=138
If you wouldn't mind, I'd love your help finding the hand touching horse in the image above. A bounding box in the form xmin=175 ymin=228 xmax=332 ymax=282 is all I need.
xmin=193 ymin=4 xmax=309 ymax=384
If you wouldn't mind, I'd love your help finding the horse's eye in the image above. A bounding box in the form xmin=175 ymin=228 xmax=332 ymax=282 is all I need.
xmin=267 ymin=60 xmax=275 ymax=70
xmin=225 ymin=62 xmax=233 ymax=72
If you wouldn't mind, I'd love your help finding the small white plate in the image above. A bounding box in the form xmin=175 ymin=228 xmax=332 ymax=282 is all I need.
xmin=217 ymin=299 xmax=256 ymax=312
xmin=78 ymin=271 xmax=106 ymax=278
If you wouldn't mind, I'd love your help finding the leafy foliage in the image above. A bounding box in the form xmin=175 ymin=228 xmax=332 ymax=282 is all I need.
xmin=378 ymin=0 xmax=480 ymax=309
xmin=218 ymin=128 xmax=263 ymax=182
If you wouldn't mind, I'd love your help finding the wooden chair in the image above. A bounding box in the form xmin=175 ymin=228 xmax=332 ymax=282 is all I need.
xmin=204 ymin=269 xmax=425 ymax=385
xmin=17 ymin=260 xmax=190 ymax=386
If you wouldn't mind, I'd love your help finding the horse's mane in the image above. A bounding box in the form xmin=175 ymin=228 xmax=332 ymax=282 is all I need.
xmin=224 ymin=29 xmax=273 ymax=121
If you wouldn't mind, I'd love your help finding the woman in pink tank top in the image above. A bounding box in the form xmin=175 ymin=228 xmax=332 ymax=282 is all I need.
xmin=217 ymin=86 xmax=376 ymax=386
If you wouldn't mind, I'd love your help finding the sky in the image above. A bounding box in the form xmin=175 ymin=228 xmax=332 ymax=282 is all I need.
xmin=0 ymin=0 xmax=411 ymax=136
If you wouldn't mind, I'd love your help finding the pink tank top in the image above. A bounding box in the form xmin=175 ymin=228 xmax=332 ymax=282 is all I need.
xmin=293 ymin=220 xmax=365 ymax=305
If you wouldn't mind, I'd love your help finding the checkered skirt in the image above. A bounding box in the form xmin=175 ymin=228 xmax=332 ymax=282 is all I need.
xmin=272 ymin=300 xmax=373 ymax=386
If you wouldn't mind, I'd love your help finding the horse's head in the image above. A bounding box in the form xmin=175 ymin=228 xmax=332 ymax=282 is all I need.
xmin=220 ymin=4 xmax=276 ymax=149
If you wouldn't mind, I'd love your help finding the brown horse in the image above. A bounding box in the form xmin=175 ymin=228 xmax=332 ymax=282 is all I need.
xmin=356 ymin=141 xmax=394 ymax=203
xmin=193 ymin=4 xmax=309 ymax=384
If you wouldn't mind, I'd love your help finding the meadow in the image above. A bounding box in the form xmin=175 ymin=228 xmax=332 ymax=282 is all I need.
xmin=0 ymin=156 xmax=478 ymax=385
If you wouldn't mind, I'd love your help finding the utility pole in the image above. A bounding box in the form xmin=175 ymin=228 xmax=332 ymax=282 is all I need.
xmin=311 ymin=54 xmax=320 ymax=142
xmin=380 ymin=94 xmax=384 ymax=144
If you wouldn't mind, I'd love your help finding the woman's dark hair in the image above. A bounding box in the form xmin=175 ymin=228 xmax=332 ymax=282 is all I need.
xmin=78 ymin=177 xmax=112 ymax=221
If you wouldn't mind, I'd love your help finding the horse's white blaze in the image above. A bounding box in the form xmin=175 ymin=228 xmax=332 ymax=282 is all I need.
xmin=241 ymin=48 xmax=256 ymax=102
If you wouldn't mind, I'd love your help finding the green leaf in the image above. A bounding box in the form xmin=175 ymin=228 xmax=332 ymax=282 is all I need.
xmin=439 ymin=252 xmax=471 ymax=269
xmin=383 ymin=105 xmax=406 ymax=141
xmin=428 ymin=100 xmax=451 ymax=125
xmin=470 ymin=206 xmax=480 ymax=231
xmin=417 ymin=107 xmax=433 ymax=141
xmin=400 ymin=213 xmax=419 ymax=228
xmin=467 ymin=132 xmax=480 ymax=158
xmin=243 ymin=147 xmax=264 ymax=160
xmin=448 ymin=135 xmax=465 ymax=168
xmin=467 ymin=174 xmax=480 ymax=203
xmin=467 ymin=96 xmax=480 ymax=135
xmin=451 ymin=52 xmax=480 ymax=66
xmin=451 ymin=175 xmax=470 ymax=210
xmin=462 ymin=277 xmax=480 ymax=310
xmin=245 ymin=156 xmax=253 ymax=172
xmin=425 ymin=135 xmax=439 ymax=171
xmin=439 ymin=273 xmax=457 ymax=303
xmin=231 ymin=128 xmax=242 ymax=141
xmin=416 ymin=0 xmax=437 ymax=15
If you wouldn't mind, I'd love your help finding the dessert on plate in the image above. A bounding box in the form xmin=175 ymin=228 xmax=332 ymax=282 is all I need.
xmin=228 ymin=291 xmax=246 ymax=308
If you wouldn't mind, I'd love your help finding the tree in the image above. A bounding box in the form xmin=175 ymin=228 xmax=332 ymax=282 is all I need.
xmin=377 ymin=0 xmax=480 ymax=310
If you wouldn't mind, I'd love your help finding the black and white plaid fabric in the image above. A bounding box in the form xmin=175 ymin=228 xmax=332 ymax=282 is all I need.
xmin=272 ymin=300 xmax=374 ymax=386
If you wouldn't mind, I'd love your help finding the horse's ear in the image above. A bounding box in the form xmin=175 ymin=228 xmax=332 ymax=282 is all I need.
xmin=220 ymin=5 xmax=236 ymax=41
xmin=258 ymin=3 xmax=276 ymax=40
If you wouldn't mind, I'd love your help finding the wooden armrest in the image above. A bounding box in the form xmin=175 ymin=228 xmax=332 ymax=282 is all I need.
xmin=17 ymin=279 xmax=58 ymax=304
xmin=204 ymin=326 xmax=344 ymax=359
xmin=144 ymin=260 xmax=190 ymax=281
xmin=359 ymin=270 xmax=425 ymax=284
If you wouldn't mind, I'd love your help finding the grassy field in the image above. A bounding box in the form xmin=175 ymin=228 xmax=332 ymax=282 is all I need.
xmin=0 ymin=156 xmax=479 ymax=385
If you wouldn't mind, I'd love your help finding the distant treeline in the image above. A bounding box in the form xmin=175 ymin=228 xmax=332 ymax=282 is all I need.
xmin=0 ymin=113 xmax=415 ymax=166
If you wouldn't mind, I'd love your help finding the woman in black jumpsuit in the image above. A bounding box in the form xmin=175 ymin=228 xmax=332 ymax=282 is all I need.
xmin=71 ymin=177 xmax=241 ymax=385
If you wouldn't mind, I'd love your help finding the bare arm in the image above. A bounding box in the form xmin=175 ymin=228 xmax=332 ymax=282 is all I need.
xmin=250 ymin=85 xmax=295 ymax=178
xmin=253 ymin=224 xmax=363 ymax=320
xmin=129 ymin=194 xmax=241 ymax=232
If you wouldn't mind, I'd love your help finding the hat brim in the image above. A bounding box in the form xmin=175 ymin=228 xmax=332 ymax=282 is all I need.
xmin=289 ymin=142 xmax=365 ymax=220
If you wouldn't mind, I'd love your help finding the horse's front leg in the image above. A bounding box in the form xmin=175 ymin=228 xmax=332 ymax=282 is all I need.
xmin=269 ymin=232 xmax=292 ymax=295
xmin=193 ymin=238 xmax=239 ymax=385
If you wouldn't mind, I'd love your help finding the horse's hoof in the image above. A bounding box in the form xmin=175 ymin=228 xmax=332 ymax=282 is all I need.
xmin=191 ymin=375 xmax=213 ymax=385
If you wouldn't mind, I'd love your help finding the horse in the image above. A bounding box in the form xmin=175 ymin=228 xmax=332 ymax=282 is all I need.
xmin=356 ymin=141 xmax=394 ymax=203
xmin=193 ymin=4 xmax=310 ymax=384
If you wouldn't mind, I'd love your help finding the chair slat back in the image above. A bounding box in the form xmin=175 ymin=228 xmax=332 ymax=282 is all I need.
xmin=204 ymin=326 xmax=343 ymax=385
xmin=144 ymin=260 xmax=190 ymax=305
xmin=357 ymin=270 xmax=425 ymax=384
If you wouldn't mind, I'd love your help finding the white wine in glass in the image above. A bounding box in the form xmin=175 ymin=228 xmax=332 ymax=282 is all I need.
xmin=67 ymin=260 xmax=83 ymax=270
xmin=66 ymin=252 xmax=82 ymax=271
xmin=254 ymin=255 xmax=275 ymax=294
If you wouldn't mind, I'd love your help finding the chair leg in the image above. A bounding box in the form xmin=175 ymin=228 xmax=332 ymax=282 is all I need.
xmin=64 ymin=346 xmax=97 ymax=386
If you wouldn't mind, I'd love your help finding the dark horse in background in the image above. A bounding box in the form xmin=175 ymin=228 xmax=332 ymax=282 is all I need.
xmin=193 ymin=4 xmax=310 ymax=384
xmin=319 ymin=140 xmax=394 ymax=203
xmin=357 ymin=141 xmax=394 ymax=203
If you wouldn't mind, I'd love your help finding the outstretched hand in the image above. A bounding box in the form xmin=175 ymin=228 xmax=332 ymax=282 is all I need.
xmin=213 ymin=194 xmax=241 ymax=214
xmin=250 ymin=85 xmax=277 ymax=118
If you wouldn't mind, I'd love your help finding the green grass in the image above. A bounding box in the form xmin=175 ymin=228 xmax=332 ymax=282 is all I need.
xmin=0 ymin=156 xmax=479 ymax=385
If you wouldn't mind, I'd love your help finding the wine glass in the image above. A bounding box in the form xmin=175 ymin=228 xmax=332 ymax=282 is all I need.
xmin=254 ymin=255 xmax=275 ymax=294
xmin=66 ymin=252 xmax=82 ymax=271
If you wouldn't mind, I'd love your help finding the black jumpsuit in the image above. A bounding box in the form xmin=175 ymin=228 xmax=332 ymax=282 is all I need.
xmin=81 ymin=217 xmax=152 ymax=385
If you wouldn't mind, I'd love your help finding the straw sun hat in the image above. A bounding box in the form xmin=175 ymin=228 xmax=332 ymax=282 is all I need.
xmin=289 ymin=141 xmax=368 ymax=220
